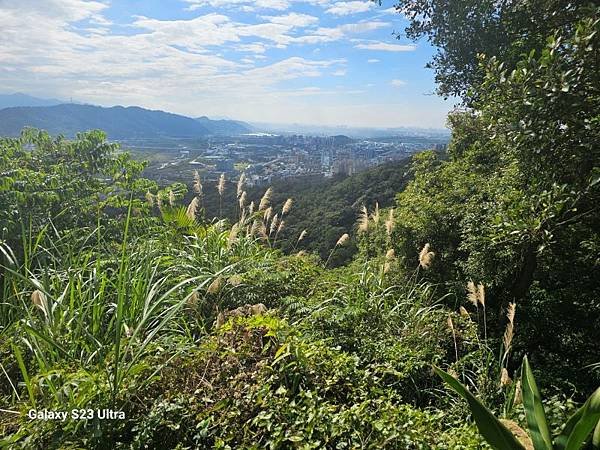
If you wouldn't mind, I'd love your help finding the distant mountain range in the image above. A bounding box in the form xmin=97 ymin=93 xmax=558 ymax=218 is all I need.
xmin=0 ymin=92 xmax=65 ymax=109
xmin=0 ymin=103 xmax=253 ymax=138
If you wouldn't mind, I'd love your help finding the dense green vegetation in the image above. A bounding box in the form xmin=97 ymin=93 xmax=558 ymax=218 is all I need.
xmin=192 ymin=160 xmax=416 ymax=266
xmin=1 ymin=2 xmax=599 ymax=449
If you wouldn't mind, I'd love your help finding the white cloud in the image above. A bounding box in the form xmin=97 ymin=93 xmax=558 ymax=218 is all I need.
xmin=355 ymin=42 xmax=416 ymax=52
xmin=261 ymin=13 xmax=319 ymax=27
xmin=332 ymin=69 xmax=346 ymax=76
xmin=326 ymin=1 xmax=373 ymax=16
xmin=367 ymin=58 xmax=380 ymax=63
xmin=294 ymin=21 xmax=388 ymax=44
xmin=391 ymin=79 xmax=407 ymax=87
xmin=0 ymin=0 xmax=450 ymax=128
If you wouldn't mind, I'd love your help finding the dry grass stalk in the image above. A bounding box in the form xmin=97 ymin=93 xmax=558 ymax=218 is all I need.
xmin=277 ymin=220 xmax=285 ymax=235
xmin=358 ymin=205 xmax=369 ymax=233
xmin=187 ymin=290 xmax=200 ymax=309
xmin=385 ymin=208 xmax=395 ymax=236
xmin=336 ymin=233 xmax=349 ymax=247
xmin=270 ymin=213 xmax=279 ymax=236
xmin=264 ymin=206 xmax=273 ymax=223
xmin=31 ymin=290 xmax=48 ymax=317
xmin=217 ymin=173 xmax=226 ymax=196
xmin=228 ymin=223 xmax=239 ymax=248
xmin=239 ymin=191 xmax=247 ymax=211
xmin=478 ymin=284 xmax=486 ymax=307
xmin=193 ymin=170 xmax=203 ymax=196
xmin=248 ymin=201 xmax=255 ymax=215
xmin=186 ymin=197 xmax=199 ymax=221
xmin=236 ymin=173 xmax=246 ymax=198
xmin=259 ymin=187 xmax=272 ymax=211
xmin=282 ymin=198 xmax=293 ymax=215
xmin=447 ymin=315 xmax=458 ymax=362
xmin=372 ymin=202 xmax=380 ymax=225
xmin=418 ymin=243 xmax=435 ymax=269
xmin=297 ymin=229 xmax=307 ymax=243
xmin=207 ymin=276 xmax=223 ymax=294
xmin=500 ymin=368 xmax=512 ymax=387
xmin=514 ymin=380 xmax=522 ymax=405
xmin=503 ymin=302 xmax=516 ymax=353
xmin=467 ymin=281 xmax=479 ymax=308
xmin=145 ymin=191 xmax=154 ymax=208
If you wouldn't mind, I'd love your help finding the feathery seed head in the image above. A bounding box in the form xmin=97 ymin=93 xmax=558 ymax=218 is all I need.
xmin=259 ymin=187 xmax=272 ymax=211
xmin=217 ymin=173 xmax=226 ymax=196
xmin=264 ymin=206 xmax=273 ymax=223
xmin=270 ymin=213 xmax=279 ymax=235
xmin=186 ymin=197 xmax=199 ymax=221
xmin=358 ymin=205 xmax=369 ymax=233
xmin=193 ymin=170 xmax=203 ymax=196
xmin=237 ymin=173 xmax=246 ymax=197
xmin=239 ymin=191 xmax=247 ymax=210
xmin=478 ymin=283 xmax=486 ymax=307
xmin=168 ymin=190 xmax=176 ymax=207
xmin=459 ymin=306 xmax=470 ymax=318
xmin=500 ymin=368 xmax=512 ymax=387
xmin=207 ymin=276 xmax=223 ymax=294
xmin=297 ymin=229 xmax=307 ymax=243
xmin=385 ymin=208 xmax=395 ymax=236
xmin=372 ymin=202 xmax=380 ymax=224
xmin=467 ymin=281 xmax=479 ymax=307
xmin=145 ymin=191 xmax=154 ymax=208
xmin=419 ymin=243 xmax=435 ymax=269
xmin=336 ymin=233 xmax=350 ymax=247
xmin=282 ymin=198 xmax=293 ymax=215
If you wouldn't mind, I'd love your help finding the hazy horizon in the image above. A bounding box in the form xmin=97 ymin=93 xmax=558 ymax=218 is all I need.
xmin=0 ymin=0 xmax=453 ymax=128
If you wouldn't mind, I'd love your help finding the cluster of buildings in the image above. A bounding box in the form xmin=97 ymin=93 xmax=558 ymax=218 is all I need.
xmin=138 ymin=133 xmax=448 ymax=186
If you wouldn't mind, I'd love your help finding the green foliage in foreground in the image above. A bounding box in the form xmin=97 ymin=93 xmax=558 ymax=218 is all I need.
xmin=436 ymin=356 xmax=600 ymax=450
xmin=2 ymin=3 xmax=600 ymax=448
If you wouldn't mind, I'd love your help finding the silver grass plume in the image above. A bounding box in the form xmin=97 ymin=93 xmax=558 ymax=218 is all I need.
xmin=237 ymin=172 xmax=246 ymax=198
xmin=358 ymin=205 xmax=369 ymax=233
xmin=282 ymin=198 xmax=293 ymax=215
xmin=418 ymin=243 xmax=435 ymax=269
xmin=385 ymin=208 xmax=395 ymax=236
xmin=217 ymin=173 xmax=226 ymax=196
xmin=193 ymin=170 xmax=203 ymax=196
xmin=186 ymin=197 xmax=199 ymax=221
xmin=259 ymin=187 xmax=272 ymax=211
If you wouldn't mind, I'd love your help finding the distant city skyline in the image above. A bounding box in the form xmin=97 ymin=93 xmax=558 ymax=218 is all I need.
xmin=0 ymin=0 xmax=454 ymax=128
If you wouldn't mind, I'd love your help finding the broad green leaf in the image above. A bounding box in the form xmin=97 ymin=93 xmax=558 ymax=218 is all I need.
xmin=521 ymin=356 xmax=553 ymax=450
xmin=434 ymin=367 xmax=526 ymax=450
xmin=556 ymin=387 xmax=600 ymax=450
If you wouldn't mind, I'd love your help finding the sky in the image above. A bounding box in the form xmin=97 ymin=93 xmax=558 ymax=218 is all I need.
xmin=0 ymin=0 xmax=453 ymax=128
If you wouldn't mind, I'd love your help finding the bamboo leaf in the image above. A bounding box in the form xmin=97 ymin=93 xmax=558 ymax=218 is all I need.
xmin=435 ymin=367 xmax=526 ymax=450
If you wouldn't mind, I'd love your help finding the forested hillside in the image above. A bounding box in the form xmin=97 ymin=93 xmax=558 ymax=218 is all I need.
xmin=191 ymin=159 xmax=416 ymax=265
xmin=1 ymin=1 xmax=599 ymax=449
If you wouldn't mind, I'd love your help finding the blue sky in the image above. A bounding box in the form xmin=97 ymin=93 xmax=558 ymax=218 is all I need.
xmin=0 ymin=0 xmax=452 ymax=128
